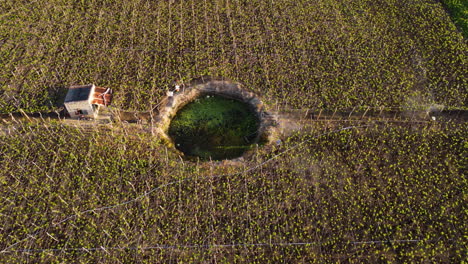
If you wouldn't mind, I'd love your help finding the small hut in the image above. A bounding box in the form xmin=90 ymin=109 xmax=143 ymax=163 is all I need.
xmin=64 ymin=84 xmax=112 ymax=119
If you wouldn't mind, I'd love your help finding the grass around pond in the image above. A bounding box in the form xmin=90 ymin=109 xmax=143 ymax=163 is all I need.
xmin=441 ymin=0 xmax=468 ymax=38
xmin=168 ymin=95 xmax=259 ymax=160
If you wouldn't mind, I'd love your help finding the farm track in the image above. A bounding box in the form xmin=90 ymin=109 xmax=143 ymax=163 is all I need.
xmin=276 ymin=108 xmax=467 ymax=134
xmin=1 ymin=109 xmax=466 ymax=137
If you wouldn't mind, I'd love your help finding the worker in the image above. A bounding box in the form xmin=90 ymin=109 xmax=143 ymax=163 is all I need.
xmin=175 ymin=80 xmax=181 ymax=93
xmin=276 ymin=139 xmax=282 ymax=146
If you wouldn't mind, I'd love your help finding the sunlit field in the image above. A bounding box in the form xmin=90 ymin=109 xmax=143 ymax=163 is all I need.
xmin=0 ymin=0 xmax=466 ymax=262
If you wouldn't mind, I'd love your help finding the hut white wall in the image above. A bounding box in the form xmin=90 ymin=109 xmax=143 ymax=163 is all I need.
xmin=64 ymin=100 xmax=94 ymax=118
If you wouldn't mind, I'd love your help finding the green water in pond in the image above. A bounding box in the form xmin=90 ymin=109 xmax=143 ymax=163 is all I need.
xmin=168 ymin=95 xmax=260 ymax=160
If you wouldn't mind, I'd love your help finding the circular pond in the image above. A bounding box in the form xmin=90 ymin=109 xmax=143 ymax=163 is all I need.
xmin=168 ymin=94 xmax=260 ymax=160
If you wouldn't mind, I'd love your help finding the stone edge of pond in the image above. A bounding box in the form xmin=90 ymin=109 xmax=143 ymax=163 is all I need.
xmin=154 ymin=79 xmax=279 ymax=159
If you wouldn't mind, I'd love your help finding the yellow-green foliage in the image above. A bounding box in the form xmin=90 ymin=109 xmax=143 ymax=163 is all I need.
xmin=1 ymin=0 xmax=466 ymax=262
xmin=0 ymin=122 xmax=465 ymax=262
xmin=0 ymin=0 xmax=466 ymax=113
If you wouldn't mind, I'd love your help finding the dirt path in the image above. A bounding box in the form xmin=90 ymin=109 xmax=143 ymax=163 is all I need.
xmin=1 ymin=108 xmax=466 ymax=138
xmin=275 ymin=108 xmax=467 ymax=135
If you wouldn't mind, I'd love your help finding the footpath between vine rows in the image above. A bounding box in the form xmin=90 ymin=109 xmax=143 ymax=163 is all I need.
xmin=1 ymin=107 xmax=466 ymax=138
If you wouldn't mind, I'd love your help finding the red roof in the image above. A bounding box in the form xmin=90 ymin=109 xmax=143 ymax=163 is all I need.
xmin=91 ymin=86 xmax=113 ymax=106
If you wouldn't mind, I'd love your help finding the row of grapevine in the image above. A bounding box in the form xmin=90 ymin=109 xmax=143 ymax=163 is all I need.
xmin=1 ymin=0 xmax=466 ymax=114
xmin=0 ymin=121 xmax=465 ymax=262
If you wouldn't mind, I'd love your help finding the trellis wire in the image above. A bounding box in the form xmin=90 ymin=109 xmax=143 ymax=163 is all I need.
xmin=1 ymin=125 xmax=366 ymax=254
xmin=2 ymin=238 xmax=449 ymax=254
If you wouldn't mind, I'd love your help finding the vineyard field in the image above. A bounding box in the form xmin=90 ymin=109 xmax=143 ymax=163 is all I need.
xmin=0 ymin=0 xmax=467 ymax=262
xmin=0 ymin=122 xmax=466 ymax=262
xmin=1 ymin=0 xmax=467 ymax=113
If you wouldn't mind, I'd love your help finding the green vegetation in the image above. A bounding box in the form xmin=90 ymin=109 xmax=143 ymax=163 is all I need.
xmin=0 ymin=122 xmax=465 ymax=262
xmin=441 ymin=0 xmax=468 ymax=38
xmin=0 ymin=0 xmax=466 ymax=262
xmin=169 ymin=95 xmax=259 ymax=160
xmin=1 ymin=0 xmax=467 ymax=113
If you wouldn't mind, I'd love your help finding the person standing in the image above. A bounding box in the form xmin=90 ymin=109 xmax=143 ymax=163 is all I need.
xmin=174 ymin=79 xmax=181 ymax=93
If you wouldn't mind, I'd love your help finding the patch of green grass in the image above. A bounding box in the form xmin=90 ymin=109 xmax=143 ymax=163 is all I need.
xmin=441 ymin=0 xmax=468 ymax=38
xmin=169 ymin=95 xmax=259 ymax=160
